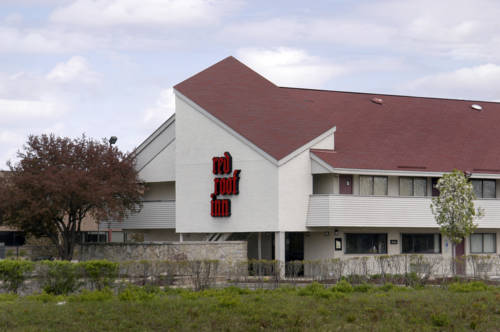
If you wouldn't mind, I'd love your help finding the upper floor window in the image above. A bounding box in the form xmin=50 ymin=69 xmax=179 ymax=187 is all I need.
xmin=400 ymin=177 xmax=427 ymax=196
xmin=360 ymin=176 xmax=388 ymax=196
xmin=471 ymin=179 xmax=496 ymax=199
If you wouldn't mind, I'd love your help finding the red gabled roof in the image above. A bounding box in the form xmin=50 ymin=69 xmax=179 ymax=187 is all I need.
xmin=175 ymin=56 xmax=500 ymax=174
xmin=174 ymin=56 xmax=335 ymax=160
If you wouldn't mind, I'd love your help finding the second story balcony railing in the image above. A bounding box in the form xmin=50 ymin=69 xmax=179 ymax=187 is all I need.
xmin=105 ymin=200 xmax=175 ymax=229
xmin=306 ymin=194 xmax=500 ymax=228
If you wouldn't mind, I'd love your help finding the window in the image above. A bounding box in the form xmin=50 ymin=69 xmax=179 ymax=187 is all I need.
xmin=345 ymin=233 xmax=387 ymax=254
xmin=471 ymin=179 xmax=496 ymax=199
xmin=359 ymin=176 xmax=388 ymax=196
xmin=400 ymin=177 xmax=427 ymax=196
xmin=470 ymin=233 xmax=496 ymax=253
xmin=402 ymin=234 xmax=441 ymax=253
xmin=0 ymin=232 xmax=25 ymax=246
xmin=81 ymin=231 xmax=108 ymax=243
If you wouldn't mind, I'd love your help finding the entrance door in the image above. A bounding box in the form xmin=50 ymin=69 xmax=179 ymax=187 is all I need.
xmin=455 ymin=238 xmax=465 ymax=275
xmin=339 ymin=175 xmax=353 ymax=195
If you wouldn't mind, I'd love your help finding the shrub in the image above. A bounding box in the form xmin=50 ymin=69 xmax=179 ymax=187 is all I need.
xmin=298 ymin=282 xmax=340 ymax=299
xmin=39 ymin=260 xmax=82 ymax=295
xmin=431 ymin=312 xmax=450 ymax=327
xmin=378 ymin=283 xmax=395 ymax=292
xmin=353 ymin=283 xmax=374 ymax=293
xmin=118 ymin=285 xmax=158 ymax=302
xmin=183 ymin=260 xmax=219 ymax=291
xmin=26 ymin=292 xmax=65 ymax=303
xmin=448 ymin=281 xmax=488 ymax=293
xmin=0 ymin=259 xmax=34 ymax=293
xmin=0 ymin=293 xmax=18 ymax=302
xmin=80 ymin=260 xmax=118 ymax=290
xmin=333 ymin=280 xmax=353 ymax=293
xmin=69 ymin=288 xmax=114 ymax=302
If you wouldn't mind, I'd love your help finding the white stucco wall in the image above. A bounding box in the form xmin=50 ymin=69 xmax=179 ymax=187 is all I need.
xmin=144 ymin=182 xmax=175 ymax=201
xmin=312 ymin=132 xmax=334 ymax=150
xmin=175 ymin=96 xmax=279 ymax=233
xmin=304 ymin=228 xmax=455 ymax=261
xmin=139 ymin=141 xmax=175 ymax=182
xmin=143 ymin=229 xmax=179 ymax=241
xmin=278 ymin=149 xmax=312 ymax=231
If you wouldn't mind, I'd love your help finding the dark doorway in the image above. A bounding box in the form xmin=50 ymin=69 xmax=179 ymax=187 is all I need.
xmin=285 ymin=232 xmax=304 ymax=277
xmin=285 ymin=232 xmax=304 ymax=261
xmin=339 ymin=175 xmax=353 ymax=195
xmin=432 ymin=178 xmax=440 ymax=197
xmin=455 ymin=238 xmax=466 ymax=275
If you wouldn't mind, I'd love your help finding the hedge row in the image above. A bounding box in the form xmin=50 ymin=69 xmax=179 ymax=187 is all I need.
xmin=0 ymin=260 xmax=120 ymax=294
xmin=0 ymin=259 xmax=220 ymax=294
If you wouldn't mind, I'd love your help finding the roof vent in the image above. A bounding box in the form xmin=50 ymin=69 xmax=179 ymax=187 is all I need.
xmin=371 ymin=97 xmax=383 ymax=105
xmin=471 ymin=104 xmax=482 ymax=111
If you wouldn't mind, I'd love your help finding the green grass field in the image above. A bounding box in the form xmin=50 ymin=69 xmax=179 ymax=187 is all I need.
xmin=0 ymin=282 xmax=499 ymax=331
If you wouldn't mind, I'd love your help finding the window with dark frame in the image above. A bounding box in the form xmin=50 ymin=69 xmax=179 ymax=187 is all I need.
xmin=399 ymin=177 xmax=427 ymax=196
xmin=81 ymin=231 xmax=108 ymax=243
xmin=345 ymin=233 xmax=387 ymax=254
xmin=401 ymin=234 xmax=441 ymax=253
xmin=471 ymin=179 xmax=496 ymax=199
xmin=470 ymin=233 xmax=496 ymax=253
xmin=359 ymin=176 xmax=388 ymax=196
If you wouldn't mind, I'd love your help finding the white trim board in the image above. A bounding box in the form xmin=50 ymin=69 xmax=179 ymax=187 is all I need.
xmin=135 ymin=114 xmax=175 ymax=156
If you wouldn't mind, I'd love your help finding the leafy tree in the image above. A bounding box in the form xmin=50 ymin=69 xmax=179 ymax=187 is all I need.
xmin=431 ymin=169 xmax=483 ymax=271
xmin=0 ymin=134 xmax=144 ymax=260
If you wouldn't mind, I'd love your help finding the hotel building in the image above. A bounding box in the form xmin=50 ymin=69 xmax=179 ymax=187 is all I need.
xmin=112 ymin=56 xmax=500 ymax=267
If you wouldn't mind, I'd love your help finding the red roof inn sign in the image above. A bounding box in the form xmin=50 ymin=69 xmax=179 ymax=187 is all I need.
xmin=210 ymin=152 xmax=241 ymax=217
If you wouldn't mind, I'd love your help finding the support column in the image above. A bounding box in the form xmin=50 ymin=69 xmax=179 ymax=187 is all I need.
xmin=179 ymin=233 xmax=184 ymax=242
xmin=275 ymin=231 xmax=285 ymax=278
xmin=257 ymin=232 xmax=262 ymax=260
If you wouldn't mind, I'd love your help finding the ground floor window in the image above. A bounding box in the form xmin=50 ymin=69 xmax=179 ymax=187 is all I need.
xmin=345 ymin=233 xmax=387 ymax=254
xmin=402 ymin=234 xmax=441 ymax=253
xmin=80 ymin=231 xmax=108 ymax=243
xmin=470 ymin=233 xmax=496 ymax=253
xmin=0 ymin=232 xmax=25 ymax=246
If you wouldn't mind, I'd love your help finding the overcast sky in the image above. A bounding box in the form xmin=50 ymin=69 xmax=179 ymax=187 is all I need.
xmin=1 ymin=0 xmax=500 ymax=167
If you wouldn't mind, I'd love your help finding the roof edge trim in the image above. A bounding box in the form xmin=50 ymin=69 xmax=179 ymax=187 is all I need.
xmin=310 ymin=152 xmax=500 ymax=178
xmin=137 ymin=136 xmax=175 ymax=173
xmin=174 ymin=89 xmax=279 ymax=166
xmin=278 ymin=126 xmax=336 ymax=167
xmin=135 ymin=113 xmax=176 ymax=156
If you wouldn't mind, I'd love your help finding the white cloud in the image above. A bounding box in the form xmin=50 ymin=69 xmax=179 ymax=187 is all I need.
xmin=237 ymin=47 xmax=347 ymax=88
xmin=0 ymin=27 xmax=101 ymax=54
xmin=403 ymin=64 xmax=500 ymax=100
xmin=143 ymin=88 xmax=175 ymax=125
xmin=222 ymin=18 xmax=394 ymax=46
xmin=50 ymin=0 xmax=242 ymax=27
xmin=46 ymin=56 xmax=99 ymax=84
xmin=0 ymin=99 xmax=63 ymax=123
xmin=222 ymin=1 xmax=500 ymax=62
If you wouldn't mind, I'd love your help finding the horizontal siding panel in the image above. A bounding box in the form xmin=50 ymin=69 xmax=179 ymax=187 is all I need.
xmin=307 ymin=195 xmax=500 ymax=228
xmin=106 ymin=201 xmax=175 ymax=229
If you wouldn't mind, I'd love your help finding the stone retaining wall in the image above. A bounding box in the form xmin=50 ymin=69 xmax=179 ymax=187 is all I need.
xmin=78 ymin=241 xmax=247 ymax=263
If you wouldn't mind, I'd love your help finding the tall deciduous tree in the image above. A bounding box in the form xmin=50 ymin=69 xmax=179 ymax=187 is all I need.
xmin=0 ymin=134 xmax=144 ymax=260
xmin=431 ymin=169 xmax=483 ymax=272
